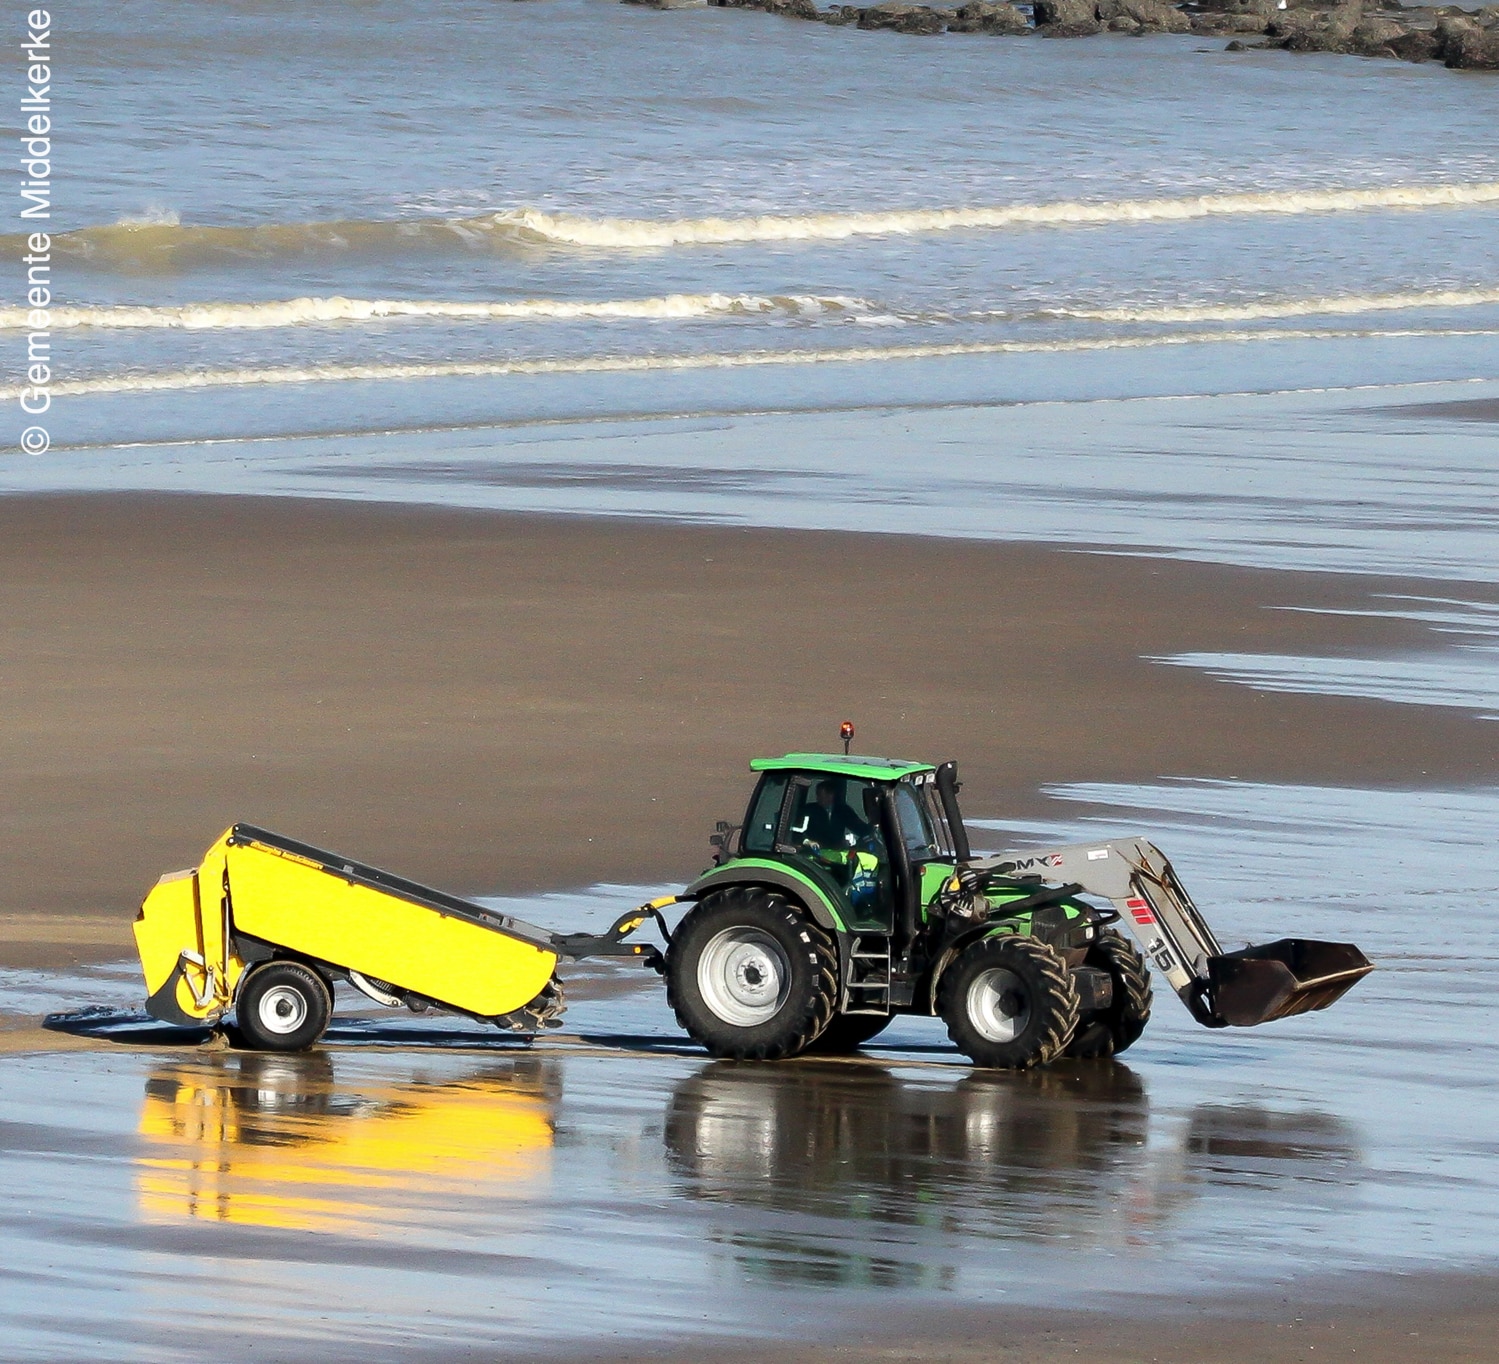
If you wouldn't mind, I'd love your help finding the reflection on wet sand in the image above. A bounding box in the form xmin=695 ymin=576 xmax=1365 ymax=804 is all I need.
xmin=137 ymin=1053 xmax=559 ymax=1235
xmin=664 ymin=1060 xmax=1362 ymax=1289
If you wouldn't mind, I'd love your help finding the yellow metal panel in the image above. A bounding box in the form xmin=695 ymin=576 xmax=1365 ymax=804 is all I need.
xmin=223 ymin=842 xmax=557 ymax=1017
xmin=134 ymin=871 xmax=200 ymax=999
xmin=134 ymin=866 xmax=247 ymax=1021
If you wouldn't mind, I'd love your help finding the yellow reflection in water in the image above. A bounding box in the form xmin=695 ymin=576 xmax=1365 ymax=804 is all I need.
xmin=137 ymin=1053 xmax=557 ymax=1235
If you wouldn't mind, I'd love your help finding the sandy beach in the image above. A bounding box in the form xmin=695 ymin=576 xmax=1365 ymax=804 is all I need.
xmin=4 ymin=490 xmax=1494 ymax=954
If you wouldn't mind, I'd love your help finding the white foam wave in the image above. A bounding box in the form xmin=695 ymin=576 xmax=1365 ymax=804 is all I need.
xmin=0 ymin=292 xmax=871 ymax=331
xmin=17 ymin=326 xmax=1498 ymax=401
xmin=113 ymin=206 xmax=181 ymax=229
xmin=490 ymin=182 xmax=1499 ymax=248
xmin=1053 ymin=287 xmax=1499 ymax=326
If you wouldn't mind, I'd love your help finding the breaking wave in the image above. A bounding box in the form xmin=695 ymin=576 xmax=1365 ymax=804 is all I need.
xmin=16 ymin=325 xmax=1496 ymax=400
xmin=13 ymin=285 xmax=1498 ymax=335
xmin=0 ymin=292 xmax=872 ymax=331
xmin=489 ymin=182 xmax=1499 ymax=248
xmin=1049 ymin=286 xmax=1499 ymax=326
xmin=27 ymin=180 xmax=1499 ymax=266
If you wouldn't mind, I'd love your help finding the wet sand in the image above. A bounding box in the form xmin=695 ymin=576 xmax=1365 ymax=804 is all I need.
xmin=3 ymin=491 xmax=1497 ymax=944
xmin=589 ymin=1277 xmax=1499 ymax=1364
xmin=1390 ymin=395 xmax=1499 ymax=423
xmin=4 ymin=491 xmax=1498 ymax=1362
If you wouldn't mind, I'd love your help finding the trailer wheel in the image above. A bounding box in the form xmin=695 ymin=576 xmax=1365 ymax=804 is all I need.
xmin=805 ymin=1013 xmax=892 ymax=1054
xmin=1066 ymin=929 xmax=1153 ymax=1060
xmin=235 ymin=961 xmax=332 ymax=1052
xmin=666 ymin=887 xmax=838 ymax=1060
xmin=939 ymin=935 xmax=1079 ymax=1070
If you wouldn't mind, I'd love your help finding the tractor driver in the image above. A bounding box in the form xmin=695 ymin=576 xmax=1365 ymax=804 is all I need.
xmin=800 ymin=779 xmax=872 ymax=851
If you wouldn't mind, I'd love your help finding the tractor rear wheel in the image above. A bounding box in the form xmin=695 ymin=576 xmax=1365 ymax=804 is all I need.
xmin=666 ymin=887 xmax=838 ymax=1060
xmin=235 ymin=961 xmax=332 ymax=1052
xmin=1065 ymin=929 xmax=1153 ymax=1059
xmin=805 ymin=1012 xmax=892 ymax=1054
xmin=938 ymin=935 xmax=1080 ymax=1070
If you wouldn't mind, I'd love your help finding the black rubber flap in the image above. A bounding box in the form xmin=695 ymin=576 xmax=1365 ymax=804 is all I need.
xmin=1207 ymin=938 xmax=1374 ymax=1027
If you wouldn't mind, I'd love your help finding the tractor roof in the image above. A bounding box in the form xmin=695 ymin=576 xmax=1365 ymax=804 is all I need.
xmin=750 ymin=753 xmax=934 ymax=782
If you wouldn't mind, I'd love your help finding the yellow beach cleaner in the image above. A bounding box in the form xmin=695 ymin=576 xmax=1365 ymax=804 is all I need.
xmin=133 ymin=823 xmax=668 ymax=1050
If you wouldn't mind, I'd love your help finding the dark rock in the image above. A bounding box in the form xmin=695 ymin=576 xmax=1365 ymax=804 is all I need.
xmin=1195 ymin=0 xmax=1288 ymax=13
xmin=1387 ymin=25 xmax=1441 ymax=55
xmin=1097 ymin=0 xmax=1192 ymax=30
xmin=1350 ymin=14 xmax=1406 ymax=45
xmin=1266 ymin=6 xmax=1320 ymax=35
xmin=856 ymin=0 xmax=948 ymax=28
xmin=1444 ymin=18 xmax=1499 ymax=59
xmin=893 ymin=6 xmax=948 ymax=27
xmin=1191 ymin=10 xmax=1268 ymax=32
xmin=949 ymin=0 xmax=1030 ymax=29
xmin=1032 ymin=0 xmax=1104 ymax=30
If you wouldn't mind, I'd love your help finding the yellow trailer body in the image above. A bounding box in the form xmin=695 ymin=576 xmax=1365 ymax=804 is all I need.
xmin=133 ymin=824 xmax=560 ymax=1038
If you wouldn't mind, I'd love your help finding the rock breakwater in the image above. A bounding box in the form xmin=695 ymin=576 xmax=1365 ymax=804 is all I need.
xmin=625 ymin=0 xmax=1499 ymax=69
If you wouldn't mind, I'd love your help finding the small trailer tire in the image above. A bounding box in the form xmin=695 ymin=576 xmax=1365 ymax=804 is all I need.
xmin=939 ymin=935 xmax=1080 ymax=1070
xmin=236 ymin=961 xmax=333 ymax=1052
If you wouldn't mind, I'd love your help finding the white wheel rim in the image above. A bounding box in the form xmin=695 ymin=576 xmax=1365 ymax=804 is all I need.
xmin=967 ymin=967 xmax=1030 ymax=1043
xmin=257 ymin=984 xmax=309 ymax=1035
xmin=697 ymin=927 xmax=792 ymax=1027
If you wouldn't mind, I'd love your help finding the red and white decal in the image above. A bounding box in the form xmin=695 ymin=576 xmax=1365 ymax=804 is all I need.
xmin=1126 ymin=897 xmax=1156 ymax=926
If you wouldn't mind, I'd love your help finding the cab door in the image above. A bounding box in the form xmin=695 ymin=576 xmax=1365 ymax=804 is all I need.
xmin=775 ymin=774 xmax=895 ymax=932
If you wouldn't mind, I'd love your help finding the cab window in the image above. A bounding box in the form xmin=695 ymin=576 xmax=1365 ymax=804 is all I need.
xmin=894 ymin=783 xmax=940 ymax=861
xmin=742 ymin=774 xmax=789 ymax=855
xmin=787 ymin=776 xmax=878 ymax=852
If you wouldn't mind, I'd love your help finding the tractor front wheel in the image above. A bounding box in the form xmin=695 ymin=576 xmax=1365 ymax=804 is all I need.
xmin=1065 ymin=929 xmax=1153 ymax=1059
xmin=235 ymin=961 xmax=333 ymax=1052
xmin=939 ymin=935 xmax=1080 ymax=1070
xmin=666 ymin=887 xmax=838 ymax=1060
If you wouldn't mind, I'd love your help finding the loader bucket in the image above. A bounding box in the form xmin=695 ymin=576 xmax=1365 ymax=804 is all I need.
xmin=1205 ymin=939 xmax=1373 ymax=1028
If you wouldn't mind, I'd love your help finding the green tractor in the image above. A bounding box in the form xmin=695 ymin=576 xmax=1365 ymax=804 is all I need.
xmin=651 ymin=748 xmax=1372 ymax=1069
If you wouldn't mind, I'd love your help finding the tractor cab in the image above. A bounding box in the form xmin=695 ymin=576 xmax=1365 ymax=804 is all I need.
xmin=733 ymin=754 xmax=970 ymax=934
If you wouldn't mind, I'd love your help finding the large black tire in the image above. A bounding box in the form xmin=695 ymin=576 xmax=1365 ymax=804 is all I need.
xmin=938 ymin=935 xmax=1080 ymax=1070
xmin=235 ymin=961 xmax=333 ymax=1053
xmin=1065 ymin=929 xmax=1153 ymax=1060
xmin=805 ymin=1012 xmax=893 ymax=1054
xmin=666 ymin=887 xmax=838 ymax=1060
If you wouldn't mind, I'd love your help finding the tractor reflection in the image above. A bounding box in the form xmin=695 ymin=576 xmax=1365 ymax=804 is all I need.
xmin=663 ymin=1060 xmax=1361 ymax=1288
xmin=137 ymin=1052 xmax=559 ymax=1235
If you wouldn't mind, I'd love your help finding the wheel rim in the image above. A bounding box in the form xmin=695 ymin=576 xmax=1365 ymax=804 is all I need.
xmin=967 ymin=967 xmax=1030 ymax=1043
xmin=257 ymin=984 xmax=309 ymax=1035
xmin=697 ymin=927 xmax=792 ymax=1027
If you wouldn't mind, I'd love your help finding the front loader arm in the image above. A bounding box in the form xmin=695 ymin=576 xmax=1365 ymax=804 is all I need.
xmin=971 ymin=839 xmax=1372 ymax=1028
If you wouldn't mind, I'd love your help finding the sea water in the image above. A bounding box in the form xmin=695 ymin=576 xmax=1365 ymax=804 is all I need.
xmin=8 ymin=0 xmax=1499 ymax=446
